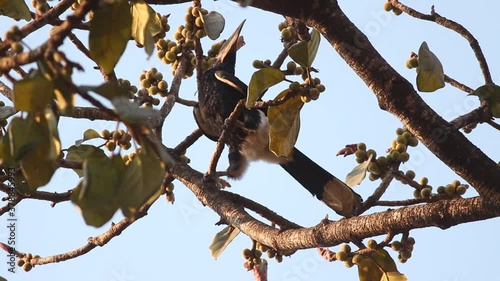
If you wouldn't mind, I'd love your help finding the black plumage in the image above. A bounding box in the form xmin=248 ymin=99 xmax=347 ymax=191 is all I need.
xmin=194 ymin=21 xmax=362 ymax=216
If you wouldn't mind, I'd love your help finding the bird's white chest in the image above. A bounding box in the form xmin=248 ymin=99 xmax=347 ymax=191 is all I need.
xmin=240 ymin=111 xmax=285 ymax=164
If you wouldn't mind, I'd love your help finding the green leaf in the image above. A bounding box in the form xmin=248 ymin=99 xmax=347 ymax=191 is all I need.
xmin=0 ymin=0 xmax=31 ymax=21
xmin=130 ymin=0 xmax=157 ymax=56
xmin=71 ymin=156 xmax=121 ymax=227
xmin=41 ymin=108 xmax=61 ymax=161
xmin=14 ymin=170 xmax=30 ymax=195
xmin=416 ymin=41 xmax=444 ymax=92
xmin=209 ymin=226 xmax=240 ymax=259
xmin=246 ymin=68 xmax=285 ymax=108
xmin=37 ymin=59 xmax=75 ymax=114
xmin=89 ymin=0 xmax=132 ymax=74
xmin=65 ymin=145 xmax=106 ymax=177
xmin=470 ymin=84 xmax=500 ymax=118
xmin=307 ymin=29 xmax=320 ymax=66
xmin=53 ymin=79 xmax=75 ymax=114
xmin=13 ymin=70 xmax=54 ymax=113
xmin=201 ymin=11 xmax=225 ymax=40
xmin=112 ymin=96 xmax=160 ymax=123
xmin=8 ymin=117 xmax=45 ymax=162
xmin=18 ymin=111 xmax=60 ymax=191
xmin=81 ymin=81 xmax=131 ymax=101
xmin=145 ymin=5 xmax=162 ymax=56
xmin=20 ymin=140 xmax=58 ymax=192
xmin=75 ymin=129 xmax=102 ymax=146
xmin=118 ymin=141 xmax=165 ymax=218
xmin=146 ymin=5 xmax=163 ymax=37
xmin=268 ymin=89 xmax=303 ymax=158
xmin=287 ymin=29 xmax=321 ymax=67
xmin=345 ymin=154 xmax=373 ymax=187
xmin=0 ymin=106 xmax=16 ymax=120
xmin=0 ymin=135 xmax=14 ymax=166
xmin=357 ymin=250 xmax=407 ymax=281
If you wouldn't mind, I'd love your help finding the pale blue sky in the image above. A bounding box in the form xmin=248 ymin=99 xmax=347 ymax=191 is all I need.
xmin=1 ymin=1 xmax=499 ymax=281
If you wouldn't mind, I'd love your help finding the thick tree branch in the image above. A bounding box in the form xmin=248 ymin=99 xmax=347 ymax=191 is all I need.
xmin=171 ymin=162 xmax=500 ymax=251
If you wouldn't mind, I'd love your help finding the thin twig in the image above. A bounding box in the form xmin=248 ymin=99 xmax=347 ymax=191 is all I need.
xmin=391 ymin=0 xmax=492 ymax=84
xmin=486 ymin=120 xmax=500 ymax=131
xmin=356 ymin=168 xmax=397 ymax=214
xmin=173 ymin=128 xmax=203 ymax=155
xmin=0 ymin=0 xmax=89 ymax=73
xmin=449 ymin=106 xmax=491 ymax=130
xmin=207 ymin=99 xmax=245 ymax=175
xmin=0 ymin=197 xmax=21 ymax=216
xmin=444 ymin=75 xmax=473 ymax=93
xmin=0 ymin=0 xmax=76 ymax=54
xmin=226 ymin=191 xmax=301 ymax=230
xmin=0 ymin=202 xmax=152 ymax=266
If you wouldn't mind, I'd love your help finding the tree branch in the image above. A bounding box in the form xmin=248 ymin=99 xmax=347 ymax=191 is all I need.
xmin=171 ymin=161 xmax=500 ymax=251
xmin=1 ymin=202 xmax=152 ymax=266
xmin=390 ymin=0 xmax=492 ymax=84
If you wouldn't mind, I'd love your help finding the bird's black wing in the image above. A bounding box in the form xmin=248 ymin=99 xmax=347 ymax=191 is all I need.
xmin=193 ymin=104 xmax=220 ymax=142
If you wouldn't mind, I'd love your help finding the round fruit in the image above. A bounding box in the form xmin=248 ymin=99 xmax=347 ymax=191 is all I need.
xmin=357 ymin=142 xmax=367 ymax=151
xmin=340 ymin=244 xmax=351 ymax=253
xmin=383 ymin=1 xmax=393 ymax=12
xmin=294 ymin=67 xmax=304 ymax=75
xmin=105 ymin=141 xmax=116 ymax=151
xmin=336 ymin=251 xmax=348 ymax=261
xmin=158 ymin=80 xmax=168 ymax=91
xmin=289 ymin=82 xmax=301 ymax=91
xmin=393 ymin=8 xmax=403 ymax=15
xmin=277 ymin=21 xmax=287 ymax=31
xmin=355 ymin=150 xmax=367 ymax=160
xmin=405 ymin=170 xmax=416 ymax=179
xmin=391 ymin=241 xmax=403 ymax=251
xmin=445 ymin=184 xmax=456 ymax=196
xmin=420 ymin=187 xmax=432 ymax=198
xmin=281 ymin=28 xmax=292 ymax=40
xmin=286 ymin=61 xmax=296 ymax=72
xmin=456 ymin=184 xmax=467 ymax=195
xmin=101 ymin=129 xmax=111 ymax=139
xmin=400 ymin=249 xmax=412 ymax=260
xmin=309 ymin=88 xmax=320 ymax=100
xmin=367 ymin=239 xmax=377 ymax=250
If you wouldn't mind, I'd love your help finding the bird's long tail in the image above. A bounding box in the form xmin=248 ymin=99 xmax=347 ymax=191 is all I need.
xmin=280 ymin=148 xmax=362 ymax=217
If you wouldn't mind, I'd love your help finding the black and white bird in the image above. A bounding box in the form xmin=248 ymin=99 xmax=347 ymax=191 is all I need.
xmin=194 ymin=21 xmax=362 ymax=217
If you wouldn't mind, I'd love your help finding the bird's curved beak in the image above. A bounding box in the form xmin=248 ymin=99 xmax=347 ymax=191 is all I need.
xmin=216 ymin=20 xmax=246 ymax=64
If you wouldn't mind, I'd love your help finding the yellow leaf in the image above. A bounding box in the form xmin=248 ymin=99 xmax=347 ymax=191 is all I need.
xmin=89 ymin=0 xmax=132 ymax=74
xmin=130 ymin=0 xmax=158 ymax=56
xmin=209 ymin=226 xmax=240 ymax=260
xmin=246 ymin=68 xmax=285 ymax=108
xmin=416 ymin=41 xmax=444 ymax=92
xmin=0 ymin=0 xmax=31 ymax=21
xmin=287 ymin=29 xmax=321 ymax=67
xmin=268 ymin=89 xmax=303 ymax=158
xmin=13 ymin=70 xmax=54 ymax=113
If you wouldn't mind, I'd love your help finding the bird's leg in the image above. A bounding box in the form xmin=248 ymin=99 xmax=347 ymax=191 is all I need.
xmin=227 ymin=145 xmax=248 ymax=179
xmin=202 ymin=172 xmax=232 ymax=189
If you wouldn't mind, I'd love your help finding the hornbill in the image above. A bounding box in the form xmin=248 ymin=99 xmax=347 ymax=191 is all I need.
xmin=193 ymin=21 xmax=362 ymax=217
